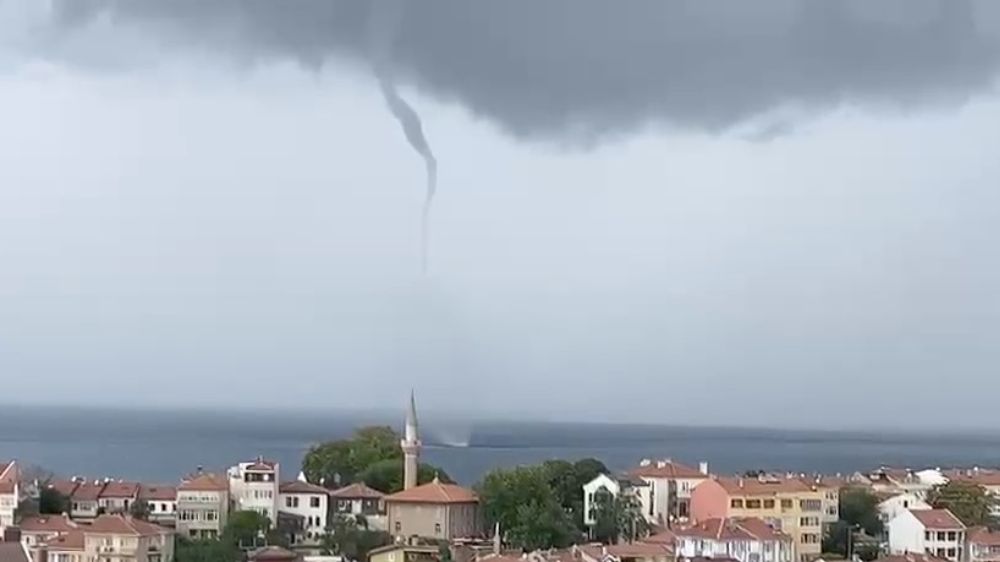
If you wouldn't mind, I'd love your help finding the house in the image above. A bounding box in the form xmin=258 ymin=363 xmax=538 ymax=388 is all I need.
xmin=176 ymin=471 xmax=230 ymax=540
xmin=38 ymin=532 xmax=85 ymax=562
xmin=46 ymin=479 xmax=81 ymax=503
xmin=945 ymin=469 xmax=1000 ymax=517
xmin=16 ymin=514 xmax=79 ymax=552
xmin=575 ymin=542 xmax=674 ymax=562
xmin=99 ymin=481 xmax=141 ymax=514
xmin=582 ymin=473 xmax=654 ymax=529
xmin=887 ymin=509 xmax=965 ymax=562
xmin=249 ymin=545 xmax=304 ymax=561
xmin=80 ymin=514 xmax=174 ymax=562
xmin=868 ymin=469 xmax=935 ymax=499
xmin=229 ymin=457 xmax=281 ymax=526
xmin=877 ymin=493 xmax=931 ymax=526
xmin=673 ymin=517 xmax=792 ymax=562
xmin=629 ymin=459 xmax=710 ymax=524
xmin=0 ymin=461 xmax=20 ymax=535
xmin=968 ymin=526 xmax=1000 ymax=562
xmin=384 ymin=476 xmax=480 ymax=540
xmin=278 ymin=478 xmax=329 ymax=546
xmin=328 ymin=482 xmax=386 ymax=530
xmin=690 ymin=474 xmax=825 ymax=562
xmin=369 ymin=544 xmax=440 ymax=562
xmin=139 ymin=484 xmax=178 ymax=526
xmin=70 ymin=481 xmax=107 ymax=520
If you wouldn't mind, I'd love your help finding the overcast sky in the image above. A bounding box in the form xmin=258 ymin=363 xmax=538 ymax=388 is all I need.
xmin=2 ymin=0 xmax=1000 ymax=428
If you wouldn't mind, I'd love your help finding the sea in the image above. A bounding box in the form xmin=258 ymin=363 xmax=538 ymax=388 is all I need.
xmin=3 ymin=405 xmax=1000 ymax=484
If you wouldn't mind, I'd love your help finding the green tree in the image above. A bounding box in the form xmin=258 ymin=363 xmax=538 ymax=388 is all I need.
xmin=39 ymin=487 xmax=69 ymax=515
xmin=822 ymin=521 xmax=880 ymax=562
xmin=303 ymin=426 xmax=403 ymax=486
xmin=478 ymin=465 xmax=579 ymax=550
xmin=129 ymin=499 xmax=151 ymax=521
xmin=538 ymin=458 xmax=608 ymax=531
xmin=223 ymin=510 xmax=272 ymax=550
xmin=591 ymin=488 xmax=648 ymax=545
xmin=175 ymin=538 xmax=239 ymax=562
xmin=928 ymin=481 xmax=998 ymax=527
xmin=357 ymin=458 xmax=452 ymax=494
xmin=839 ymin=487 xmax=884 ymax=537
xmin=321 ymin=515 xmax=391 ymax=560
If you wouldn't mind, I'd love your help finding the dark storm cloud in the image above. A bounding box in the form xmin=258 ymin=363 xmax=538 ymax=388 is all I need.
xmin=46 ymin=0 xmax=1000 ymax=139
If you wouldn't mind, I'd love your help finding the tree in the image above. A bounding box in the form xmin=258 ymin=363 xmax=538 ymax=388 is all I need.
xmin=302 ymin=426 xmax=402 ymax=486
xmin=478 ymin=465 xmax=579 ymax=550
xmin=822 ymin=521 xmax=880 ymax=562
xmin=129 ymin=499 xmax=151 ymax=521
xmin=839 ymin=487 xmax=884 ymax=537
xmin=540 ymin=459 xmax=608 ymax=531
xmin=39 ymin=487 xmax=69 ymax=515
xmin=321 ymin=515 xmax=391 ymax=561
xmin=928 ymin=481 xmax=998 ymax=527
xmin=356 ymin=458 xmax=452 ymax=494
xmin=591 ymin=488 xmax=648 ymax=545
xmin=223 ymin=510 xmax=272 ymax=550
xmin=175 ymin=538 xmax=239 ymax=562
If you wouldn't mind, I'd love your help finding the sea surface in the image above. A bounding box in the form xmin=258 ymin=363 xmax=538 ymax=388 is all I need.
xmin=3 ymin=405 xmax=1000 ymax=485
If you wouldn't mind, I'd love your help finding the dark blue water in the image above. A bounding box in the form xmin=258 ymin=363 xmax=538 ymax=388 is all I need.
xmin=3 ymin=405 xmax=1000 ymax=484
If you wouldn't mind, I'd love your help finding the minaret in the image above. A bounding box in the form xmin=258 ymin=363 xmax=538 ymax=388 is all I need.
xmin=401 ymin=390 xmax=421 ymax=490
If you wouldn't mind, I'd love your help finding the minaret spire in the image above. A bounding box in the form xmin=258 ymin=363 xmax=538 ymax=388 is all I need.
xmin=401 ymin=390 xmax=421 ymax=490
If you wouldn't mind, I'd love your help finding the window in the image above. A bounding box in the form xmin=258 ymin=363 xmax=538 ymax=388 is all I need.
xmin=947 ymin=549 xmax=956 ymax=558
xmin=731 ymin=499 xmax=744 ymax=508
xmin=799 ymin=500 xmax=822 ymax=512
xmin=395 ymin=521 xmax=402 ymax=532
xmin=926 ymin=532 xmax=933 ymax=541
xmin=746 ymin=500 xmax=762 ymax=509
xmin=781 ymin=499 xmax=793 ymax=509
xmin=903 ymin=501 xmax=910 ymax=508
xmin=938 ymin=532 xmax=947 ymax=541
xmin=434 ymin=523 xmax=442 ymax=535
xmin=947 ymin=532 xmax=957 ymax=541
xmin=311 ymin=497 xmax=321 ymax=508
xmin=936 ymin=549 xmax=946 ymax=557
xmin=763 ymin=499 xmax=775 ymax=509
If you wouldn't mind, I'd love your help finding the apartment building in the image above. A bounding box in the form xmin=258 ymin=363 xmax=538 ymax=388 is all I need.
xmin=878 ymin=493 xmax=931 ymax=526
xmin=887 ymin=509 xmax=965 ymax=562
xmin=39 ymin=532 xmax=85 ymax=562
xmin=99 ymin=481 xmax=141 ymax=514
xmin=329 ymin=482 xmax=386 ymax=530
xmin=176 ymin=471 xmax=230 ymax=540
xmin=630 ymin=459 xmax=710 ymax=524
xmin=968 ymin=527 xmax=1000 ymax=562
xmin=229 ymin=458 xmax=280 ymax=527
xmin=82 ymin=514 xmax=174 ymax=562
xmin=673 ymin=517 xmax=793 ymax=562
xmin=140 ymin=485 xmax=178 ymax=527
xmin=278 ymin=479 xmax=329 ymax=546
xmin=17 ymin=514 xmax=79 ymax=552
xmin=946 ymin=468 xmax=1000 ymax=518
xmin=0 ymin=460 xmax=19 ymax=535
xmin=583 ymin=473 xmax=654 ymax=529
xmin=70 ymin=481 xmax=107 ymax=520
xmin=691 ymin=475 xmax=825 ymax=562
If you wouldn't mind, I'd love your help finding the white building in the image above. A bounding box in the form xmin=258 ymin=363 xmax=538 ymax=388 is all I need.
xmin=0 ymin=460 xmax=19 ymax=534
xmin=888 ymin=509 xmax=966 ymax=562
xmin=629 ymin=459 xmax=710 ymax=524
xmin=228 ymin=457 xmax=280 ymax=526
xmin=582 ymin=473 xmax=653 ymax=528
xmin=139 ymin=485 xmax=178 ymax=527
xmin=878 ymin=493 xmax=931 ymax=526
xmin=674 ymin=517 xmax=793 ymax=562
xmin=329 ymin=482 xmax=387 ymax=531
xmin=279 ymin=477 xmax=330 ymax=546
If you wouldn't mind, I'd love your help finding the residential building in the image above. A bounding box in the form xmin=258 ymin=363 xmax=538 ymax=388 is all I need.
xmin=99 ymin=481 xmax=141 ymax=514
xmin=229 ymin=458 xmax=280 ymax=526
xmin=630 ymin=459 xmax=710 ymax=525
xmin=46 ymin=479 xmax=81 ymax=501
xmin=39 ymin=532 xmax=85 ymax=562
xmin=868 ymin=469 xmax=935 ymax=499
xmin=946 ymin=469 xmax=1000 ymax=518
xmin=808 ymin=477 xmax=841 ymax=527
xmin=177 ymin=471 xmax=230 ymax=540
xmin=0 ymin=461 xmax=19 ymax=535
xmin=278 ymin=478 xmax=329 ymax=546
xmin=249 ymin=545 xmax=304 ymax=562
xmin=575 ymin=542 xmax=674 ymax=562
xmin=887 ymin=509 xmax=965 ymax=562
xmin=673 ymin=517 xmax=792 ymax=562
xmin=328 ymin=482 xmax=386 ymax=530
xmin=384 ymin=477 xmax=480 ymax=540
xmin=690 ymin=474 xmax=825 ymax=562
xmin=582 ymin=473 xmax=654 ymax=529
xmin=70 ymin=481 xmax=107 ymax=520
xmin=369 ymin=544 xmax=440 ymax=562
xmin=968 ymin=527 xmax=1000 ymax=562
xmin=81 ymin=514 xmax=175 ymax=562
xmin=140 ymin=484 xmax=178 ymax=527
xmin=878 ymin=493 xmax=931 ymax=526
xmin=17 ymin=514 xmax=79 ymax=551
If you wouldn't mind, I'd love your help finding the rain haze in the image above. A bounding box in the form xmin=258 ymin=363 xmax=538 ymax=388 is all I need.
xmin=2 ymin=0 xmax=1000 ymax=429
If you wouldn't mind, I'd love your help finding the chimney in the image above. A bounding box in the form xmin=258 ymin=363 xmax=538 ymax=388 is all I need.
xmin=737 ymin=478 xmax=744 ymax=488
xmin=699 ymin=462 xmax=709 ymax=475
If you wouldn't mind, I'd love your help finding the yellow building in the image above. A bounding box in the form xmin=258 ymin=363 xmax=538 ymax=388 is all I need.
xmin=691 ymin=475 xmax=826 ymax=562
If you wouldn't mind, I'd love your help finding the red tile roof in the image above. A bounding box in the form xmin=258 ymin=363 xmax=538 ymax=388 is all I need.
xmin=605 ymin=542 xmax=673 ymax=558
xmin=968 ymin=527 xmax=1000 ymax=546
xmin=139 ymin=484 xmax=177 ymax=501
xmin=249 ymin=545 xmax=302 ymax=561
xmin=85 ymin=514 xmax=171 ymax=536
xmin=643 ymin=530 xmax=677 ymax=545
xmin=947 ymin=470 xmax=1000 ymax=487
xmin=42 ymin=531 xmax=85 ymax=552
xmin=18 ymin=514 xmax=79 ymax=533
xmin=328 ymin=482 xmax=386 ymax=499
xmin=100 ymin=481 xmax=140 ymax=499
xmin=71 ymin=481 xmax=107 ymax=501
xmin=179 ymin=472 xmax=228 ymax=492
xmin=47 ymin=479 xmax=81 ymax=497
xmin=630 ymin=460 xmax=706 ymax=479
xmin=0 ymin=461 xmax=17 ymax=494
xmin=715 ymin=476 xmax=814 ymax=495
xmin=0 ymin=543 xmax=28 ymax=562
xmin=675 ymin=518 xmax=787 ymax=542
xmin=246 ymin=459 xmax=278 ymax=471
xmin=910 ymin=509 xmax=965 ymax=530
xmin=279 ymin=481 xmax=329 ymax=495
xmin=384 ymin=478 xmax=477 ymax=504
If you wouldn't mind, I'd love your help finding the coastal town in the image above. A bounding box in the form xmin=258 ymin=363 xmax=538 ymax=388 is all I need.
xmin=2 ymin=398 xmax=1000 ymax=562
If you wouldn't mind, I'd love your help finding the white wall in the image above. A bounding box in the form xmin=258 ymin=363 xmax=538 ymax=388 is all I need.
xmin=879 ymin=494 xmax=930 ymax=525
xmin=888 ymin=510 xmax=927 ymax=555
xmin=583 ymin=474 xmax=621 ymax=526
xmin=280 ymin=492 xmax=328 ymax=544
